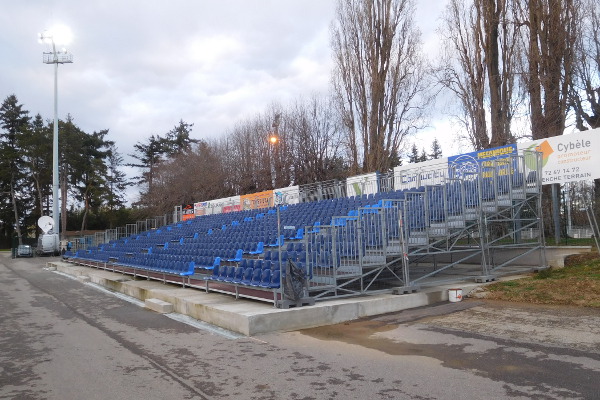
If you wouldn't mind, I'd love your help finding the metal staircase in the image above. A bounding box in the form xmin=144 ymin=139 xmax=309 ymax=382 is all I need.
xmin=304 ymin=151 xmax=545 ymax=300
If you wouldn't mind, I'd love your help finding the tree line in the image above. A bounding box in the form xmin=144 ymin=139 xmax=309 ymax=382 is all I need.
xmin=0 ymin=95 xmax=134 ymax=247
xmin=2 ymin=0 xmax=599 ymax=246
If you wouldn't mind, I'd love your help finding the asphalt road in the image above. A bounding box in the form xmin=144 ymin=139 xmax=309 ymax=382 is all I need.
xmin=1 ymin=253 xmax=599 ymax=399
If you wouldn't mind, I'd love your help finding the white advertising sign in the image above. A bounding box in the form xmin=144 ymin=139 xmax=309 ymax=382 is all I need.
xmin=518 ymin=128 xmax=600 ymax=185
xmin=393 ymin=158 xmax=449 ymax=190
xmin=346 ymin=172 xmax=379 ymax=197
xmin=274 ymin=185 xmax=300 ymax=205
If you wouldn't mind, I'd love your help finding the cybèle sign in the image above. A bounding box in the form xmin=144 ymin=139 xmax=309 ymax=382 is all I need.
xmin=517 ymin=128 xmax=600 ymax=184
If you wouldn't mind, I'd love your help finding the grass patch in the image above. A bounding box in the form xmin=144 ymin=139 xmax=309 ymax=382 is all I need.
xmin=485 ymin=253 xmax=600 ymax=307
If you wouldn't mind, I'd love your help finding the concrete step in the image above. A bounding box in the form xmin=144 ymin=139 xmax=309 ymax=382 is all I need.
xmin=145 ymin=298 xmax=174 ymax=314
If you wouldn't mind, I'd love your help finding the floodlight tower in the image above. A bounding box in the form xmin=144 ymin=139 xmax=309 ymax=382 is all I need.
xmin=39 ymin=28 xmax=73 ymax=239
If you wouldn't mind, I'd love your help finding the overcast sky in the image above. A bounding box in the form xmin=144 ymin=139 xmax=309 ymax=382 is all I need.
xmin=1 ymin=0 xmax=459 ymax=181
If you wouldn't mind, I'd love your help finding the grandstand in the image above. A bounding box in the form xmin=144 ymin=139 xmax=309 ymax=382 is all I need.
xmin=65 ymin=149 xmax=545 ymax=308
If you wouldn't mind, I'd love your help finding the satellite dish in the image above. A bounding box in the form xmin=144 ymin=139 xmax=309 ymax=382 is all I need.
xmin=38 ymin=216 xmax=54 ymax=234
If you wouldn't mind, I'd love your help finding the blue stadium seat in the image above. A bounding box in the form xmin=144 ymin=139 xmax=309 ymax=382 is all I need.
xmin=231 ymin=266 xmax=245 ymax=283
xmin=226 ymin=249 xmax=243 ymax=262
xmin=248 ymin=241 xmax=264 ymax=255
xmin=249 ymin=268 xmax=262 ymax=286
xmin=240 ymin=267 xmax=254 ymax=285
xmin=258 ymin=269 xmax=272 ymax=287
xmin=267 ymin=270 xmax=281 ymax=288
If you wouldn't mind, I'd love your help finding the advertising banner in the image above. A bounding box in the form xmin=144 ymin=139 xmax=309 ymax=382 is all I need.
xmin=182 ymin=204 xmax=195 ymax=221
xmin=223 ymin=204 xmax=242 ymax=213
xmin=274 ymin=185 xmax=300 ymax=205
xmin=517 ymin=128 xmax=600 ymax=185
xmin=194 ymin=201 xmax=207 ymax=217
xmin=346 ymin=172 xmax=378 ymax=197
xmin=448 ymin=144 xmax=518 ymax=179
xmin=240 ymin=190 xmax=274 ymax=210
xmin=394 ymin=158 xmax=449 ymax=190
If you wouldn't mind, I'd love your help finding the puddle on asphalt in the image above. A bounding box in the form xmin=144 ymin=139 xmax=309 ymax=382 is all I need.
xmin=298 ymin=302 xmax=600 ymax=398
xmin=300 ymin=318 xmax=456 ymax=360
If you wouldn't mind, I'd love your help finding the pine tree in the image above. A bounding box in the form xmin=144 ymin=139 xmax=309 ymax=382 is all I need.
xmin=163 ymin=120 xmax=197 ymax=156
xmin=429 ymin=138 xmax=443 ymax=159
xmin=128 ymin=134 xmax=167 ymax=197
xmin=408 ymin=143 xmax=420 ymax=163
xmin=0 ymin=95 xmax=31 ymax=245
xmin=21 ymin=114 xmax=52 ymax=224
xmin=104 ymin=143 xmax=131 ymax=228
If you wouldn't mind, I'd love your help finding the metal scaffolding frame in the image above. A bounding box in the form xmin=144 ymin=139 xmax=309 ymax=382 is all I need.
xmin=304 ymin=151 xmax=546 ymax=300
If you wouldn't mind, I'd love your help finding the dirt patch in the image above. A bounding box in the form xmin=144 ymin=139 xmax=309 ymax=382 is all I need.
xmin=483 ymin=253 xmax=600 ymax=307
xmin=300 ymin=299 xmax=600 ymax=354
xmin=565 ymin=251 xmax=599 ymax=267
xmin=298 ymin=301 xmax=481 ymax=356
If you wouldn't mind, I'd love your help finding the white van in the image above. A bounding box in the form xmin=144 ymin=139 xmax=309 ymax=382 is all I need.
xmin=37 ymin=233 xmax=60 ymax=256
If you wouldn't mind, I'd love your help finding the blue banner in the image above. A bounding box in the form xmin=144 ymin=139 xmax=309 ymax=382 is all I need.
xmin=448 ymin=144 xmax=517 ymax=178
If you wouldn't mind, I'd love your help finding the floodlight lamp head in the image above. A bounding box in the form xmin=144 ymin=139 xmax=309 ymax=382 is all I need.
xmin=51 ymin=24 xmax=73 ymax=46
xmin=39 ymin=25 xmax=73 ymax=46
xmin=38 ymin=30 xmax=53 ymax=44
xmin=269 ymin=136 xmax=278 ymax=145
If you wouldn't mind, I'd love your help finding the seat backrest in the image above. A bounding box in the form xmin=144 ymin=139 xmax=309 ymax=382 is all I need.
xmin=226 ymin=266 xmax=236 ymax=279
xmin=233 ymin=266 xmax=244 ymax=281
xmin=250 ymin=268 xmax=262 ymax=284
xmin=270 ymin=270 xmax=281 ymax=288
xmin=219 ymin=265 xmax=231 ymax=279
xmin=234 ymin=249 xmax=243 ymax=260
xmin=260 ymin=269 xmax=272 ymax=285
xmin=242 ymin=267 xmax=253 ymax=282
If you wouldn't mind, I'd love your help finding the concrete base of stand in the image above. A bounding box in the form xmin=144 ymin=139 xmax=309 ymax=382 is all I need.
xmin=276 ymin=297 xmax=316 ymax=309
xmin=47 ymin=261 xmax=504 ymax=336
xmin=392 ymin=286 xmax=421 ymax=295
xmin=474 ymin=275 xmax=496 ymax=283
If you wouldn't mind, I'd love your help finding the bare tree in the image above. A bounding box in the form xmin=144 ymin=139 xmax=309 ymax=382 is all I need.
xmin=287 ymin=95 xmax=344 ymax=185
xmin=570 ymin=0 xmax=600 ymax=203
xmin=437 ymin=0 xmax=521 ymax=150
xmin=222 ymin=115 xmax=274 ymax=195
xmin=144 ymin=141 xmax=229 ymax=215
xmin=518 ymin=0 xmax=579 ymax=140
xmin=485 ymin=0 xmax=521 ymax=146
xmin=331 ymin=0 xmax=430 ymax=174
xmin=571 ymin=0 xmax=600 ymax=130
xmin=437 ymin=0 xmax=488 ymax=149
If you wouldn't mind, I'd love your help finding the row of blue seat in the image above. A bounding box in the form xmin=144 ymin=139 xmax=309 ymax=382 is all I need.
xmin=205 ymin=264 xmax=281 ymax=289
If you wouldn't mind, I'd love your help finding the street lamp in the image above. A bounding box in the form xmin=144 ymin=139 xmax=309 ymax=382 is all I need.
xmin=269 ymin=113 xmax=281 ymax=188
xmin=39 ymin=28 xmax=73 ymax=242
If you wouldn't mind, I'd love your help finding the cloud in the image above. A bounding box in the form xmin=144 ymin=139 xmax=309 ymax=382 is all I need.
xmin=1 ymin=0 xmax=452 ymax=205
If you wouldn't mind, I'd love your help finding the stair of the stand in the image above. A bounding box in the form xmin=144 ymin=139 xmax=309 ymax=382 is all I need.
xmin=407 ymin=231 xmax=427 ymax=246
xmin=362 ymin=253 xmax=386 ymax=265
xmin=428 ymin=223 xmax=447 ymax=237
xmin=337 ymin=264 xmax=362 ymax=277
xmin=481 ymin=202 xmax=498 ymax=213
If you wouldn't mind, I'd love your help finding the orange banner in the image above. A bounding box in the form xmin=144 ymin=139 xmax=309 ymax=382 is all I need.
xmin=240 ymin=190 xmax=274 ymax=210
